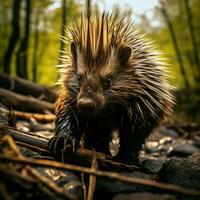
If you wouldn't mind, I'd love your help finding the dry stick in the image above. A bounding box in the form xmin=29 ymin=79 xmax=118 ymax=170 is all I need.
xmin=4 ymin=135 xmax=23 ymax=158
xmin=3 ymin=136 xmax=75 ymax=200
xmin=1 ymin=126 xmax=49 ymax=149
xmin=1 ymin=129 xmax=200 ymax=196
xmin=28 ymin=168 xmax=75 ymax=200
xmin=0 ymin=126 xmax=139 ymax=171
xmin=87 ymin=152 xmax=98 ymax=200
xmin=0 ymin=182 xmax=13 ymax=200
xmin=15 ymin=141 xmax=50 ymax=155
xmin=0 ymin=154 xmax=200 ymax=196
xmin=0 ymin=162 xmax=55 ymax=199
xmin=14 ymin=110 xmax=55 ymax=123
xmin=81 ymin=172 xmax=87 ymax=200
xmin=0 ymin=166 xmax=37 ymax=186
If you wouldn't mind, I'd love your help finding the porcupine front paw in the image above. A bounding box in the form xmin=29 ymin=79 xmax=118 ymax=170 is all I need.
xmin=48 ymin=134 xmax=78 ymax=156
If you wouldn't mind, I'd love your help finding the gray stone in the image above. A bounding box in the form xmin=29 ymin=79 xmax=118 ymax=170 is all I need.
xmin=159 ymin=153 xmax=200 ymax=190
xmin=159 ymin=127 xmax=179 ymax=138
xmin=167 ymin=143 xmax=199 ymax=157
xmin=144 ymin=141 xmax=159 ymax=153
xmin=37 ymin=168 xmax=83 ymax=200
xmin=96 ymin=171 xmax=153 ymax=195
xmin=159 ymin=137 xmax=173 ymax=145
xmin=113 ymin=192 xmax=176 ymax=200
xmin=141 ymin=158 xmax=166 ymax=173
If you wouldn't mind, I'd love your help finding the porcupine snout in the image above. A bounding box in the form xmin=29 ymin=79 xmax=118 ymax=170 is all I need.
xmin=77 ymin=85 xmax=105 ymax=114
xmin=77 ymin=85 xmax=96 ymax=113
xmin=78 ymin=97 xmax=95 ymax=114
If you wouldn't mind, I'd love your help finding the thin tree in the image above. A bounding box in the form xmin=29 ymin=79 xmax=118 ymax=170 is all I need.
xmin=16 ymin=0 xmax=31 ymax=79
xmin=3 ymin=0 xmax=21 ymax=74
xmin=58 ymin=0 xmax=67 ymax=63
xmin=0 ymin=3 xmax=9 ymax=69
xmin=160 ymin=0 xmax=189 ymax=88
xmin=86 ymin=0 xmax=91 ymax=18
xmin=183 ymin=0 xmax=200 ymax=72
xmin=32 ymin=8 xmax=40 ymax=82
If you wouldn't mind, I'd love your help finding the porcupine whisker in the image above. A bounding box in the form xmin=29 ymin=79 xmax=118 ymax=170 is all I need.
xmin=106 ymin=100 xmax=126 ymax=107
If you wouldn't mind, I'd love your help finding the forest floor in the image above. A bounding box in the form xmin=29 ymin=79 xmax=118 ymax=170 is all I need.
xmin=0 ymin=75 xmax=200 ymax=200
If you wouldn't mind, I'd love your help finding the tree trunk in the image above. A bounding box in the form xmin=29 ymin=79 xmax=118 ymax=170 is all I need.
xmin=58 ymin=0 xmax=67 ymax=63
xmin=183 ymin=0 xmax=200 ymax=72
xmin=86 ymin=0 xmax=91 ymax=18
xmin=0 ymin=6 xmax=8 ymax=69
xmin=32 ymin=10 xmax=40 ymax=82
xmin=16 ymin=0 xmax=31 ymax=79
xmin=3 ymin=0 xmax=21 ymax=74
xmin=160 ymin=1 xmax=189 ymax=88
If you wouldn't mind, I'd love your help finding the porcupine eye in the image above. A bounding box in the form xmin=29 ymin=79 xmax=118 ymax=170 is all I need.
xmin=104 ymin=77 xmax=112 ymax=88
xmin=78 ymin=74 xmax=83 ymax=82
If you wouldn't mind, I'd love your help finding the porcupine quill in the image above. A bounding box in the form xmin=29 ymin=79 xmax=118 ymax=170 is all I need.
xmin=49 ymin=12 xmax=175 ymax=163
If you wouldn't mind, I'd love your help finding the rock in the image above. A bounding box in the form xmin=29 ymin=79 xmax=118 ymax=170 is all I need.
xmin=96 ymin=171 xmax=153 ymax=196
xmin=159 ymin=153 xmax=200 ymax=190
xmin=193 ymin=137 xmax=200 ymax=148
xmin=160 ymin=127 xmax=179 ymax=138
xmin=144 ymin=141 xmax=159 ymax=153
xmin=41 ymin=168 xmax=83 ymax=200
xmin=167 ymin=142 xmax=199 ymax=157
xmin=113 ymin=192 xmax=176 ymax=200
xmin=17 ymin=121 xmax=31 ymax=132
xmin=141 ymin=158 xmax=166 ymax=173
xmin=159 ymin=137 xmax=173 ymax=145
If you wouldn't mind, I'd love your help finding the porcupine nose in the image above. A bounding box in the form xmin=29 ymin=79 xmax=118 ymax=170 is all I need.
xmin=78 ymin=88 xmax=96 ymax=113
xmin=78 ymin=97 xmax=95 ymax=113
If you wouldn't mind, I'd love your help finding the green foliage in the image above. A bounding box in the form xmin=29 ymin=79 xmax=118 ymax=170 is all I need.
xmin=29 ymin=0 xmax=82 ymax=85
xmin=1 ymin=0 xmax=200 ymax=89
xmin=146 ymin=0 xmax=200 ymax=88
xmin=0 ymin=0 xmax=82 ymax=86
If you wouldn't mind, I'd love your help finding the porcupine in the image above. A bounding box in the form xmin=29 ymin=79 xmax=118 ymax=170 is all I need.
xmin=48 ymin=12 xmax=174 ymax=163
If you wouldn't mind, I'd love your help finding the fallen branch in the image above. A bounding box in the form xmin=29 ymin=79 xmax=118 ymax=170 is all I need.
xmin=0 ymin=126 xmax=49 ymax=149
xmin=0 ymin=181 xmax=13 ymax=200
xmin=0 ymin=154 xmax=199 ymax=196
xmin=87 ymin=154 xmax=98 ymax=200
xmin=0 ymin=88 xmax=54 ymax=113
xmin=14 ymin=110 xmax=55 ymax=123
xmin=0 ymin=72 xmax=58 ymax=102
xmin=0 ymin=126 xmax=138 ymax=171
xmin=1 ymin=135 xmax=75 ymax=200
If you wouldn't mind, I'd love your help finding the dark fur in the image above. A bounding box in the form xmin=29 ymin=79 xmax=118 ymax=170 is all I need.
xmin=48 ymin=13 xmax=174 ymax=162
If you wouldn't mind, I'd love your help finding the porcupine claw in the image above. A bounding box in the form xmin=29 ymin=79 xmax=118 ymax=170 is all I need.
xmin=48 ymin=134 xmax=78 ymax=155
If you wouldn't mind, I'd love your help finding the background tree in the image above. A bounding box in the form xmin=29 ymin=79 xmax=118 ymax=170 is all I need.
xmin=32 ymin=6 xmax=40 ymax=82
xmin=183 ymin=0 xmax=200 ymax=72
xmin=160 ymin=0 xmax=189 ymax=87
xmin=58 ymin=0 xmax=67 ymax=63
xmin=86 ymin=0 xmax=91 ymax=18
xmin=16 ymin=0 xmax=31 ymax=79
xmin=31 ymin=1 xmax=51 ymax=82
xmin=3 ymin=0 xmax=21 ymax=74
xmin=0 ymin=1 xmax=12 ymax=69
xmin=1 ymin=0 xmax=199 ymax=89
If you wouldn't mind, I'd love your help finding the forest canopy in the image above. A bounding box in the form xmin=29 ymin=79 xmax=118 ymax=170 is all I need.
xmin=0 ymin=0 xmax=200 ymax=89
